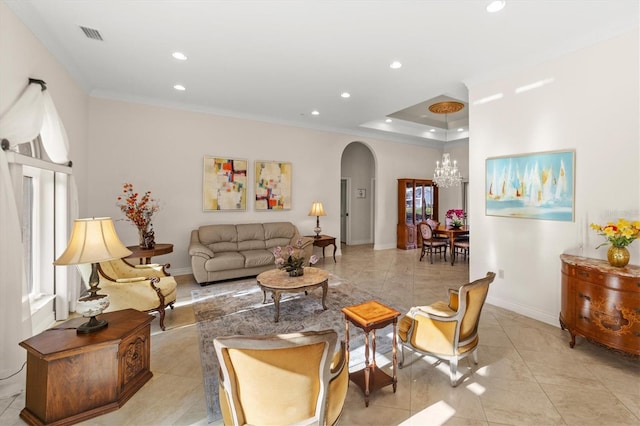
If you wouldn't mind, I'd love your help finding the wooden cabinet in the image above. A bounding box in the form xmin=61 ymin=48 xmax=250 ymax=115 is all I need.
xmin=19 ymin=309 xmax=153 ymax=426
xmin=559 ymin=254 xmax=640 ymax=355
xmin=397 ymin=178 xmax=438 ymax=249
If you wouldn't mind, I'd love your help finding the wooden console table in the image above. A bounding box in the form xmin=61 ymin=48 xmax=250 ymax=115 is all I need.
xmin=19 ymin=309 xmax=153 ymax=426
xmin=309 ymin=235 xmax=337 ymax=263
xmin=126 ymin=243 xmax=173 ymax=264
xmin=559 ymin=254 xmax=640 ymax=355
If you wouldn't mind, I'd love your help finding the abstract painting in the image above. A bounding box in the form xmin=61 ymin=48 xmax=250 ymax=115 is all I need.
xmin=486 ymin=150 xmax=575 ymax=221
xmin=203 ymin=157 xmax=247 ymax=211
xmin=255 ymin=161 xmax=292 ymax=210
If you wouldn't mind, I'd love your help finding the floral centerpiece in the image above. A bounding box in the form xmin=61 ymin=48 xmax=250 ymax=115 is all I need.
xmin=446 ymin=209 xmax=466 ymax=228
xmin=273 ymin=239 xmax=318 ymax=277
xmin=590 ymin=218 xmax=640 ymax=267
xmin=116 ymin=183 xmax=159 ymax=249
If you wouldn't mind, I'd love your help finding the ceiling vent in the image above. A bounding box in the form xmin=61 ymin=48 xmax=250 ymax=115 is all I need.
xmin=79 ymin=26 xmax=103 ymax=41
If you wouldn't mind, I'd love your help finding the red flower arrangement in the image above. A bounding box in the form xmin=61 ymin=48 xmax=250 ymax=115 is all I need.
xmin=116 ymin=183 xmax=159 ymax=230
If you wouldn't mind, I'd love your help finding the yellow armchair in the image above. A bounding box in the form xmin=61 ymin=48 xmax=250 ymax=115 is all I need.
xmin=214 ymin=330 xmax=348 ymax=426
xmin=398 ymin=272 xmax=495 ymax=386
xmin=77 ymin=258 xmax=177 ymax=330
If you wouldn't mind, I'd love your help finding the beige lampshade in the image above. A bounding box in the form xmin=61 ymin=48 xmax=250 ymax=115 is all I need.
xmin=54 ymin=217 xmax=132 ymax=265
xmin=308 ymin=202 xmax=326 ymax=217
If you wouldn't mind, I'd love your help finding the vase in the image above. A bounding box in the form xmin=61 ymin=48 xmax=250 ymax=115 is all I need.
xmin=138 ymin=225 xmax=156 ymax=249
xmin=607 ymin=246 xmax=630 ymax=267
xmin=288 ymin=267 xmax=304 ymax=277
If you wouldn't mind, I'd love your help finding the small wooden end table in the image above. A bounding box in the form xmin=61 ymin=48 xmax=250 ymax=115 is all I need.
xmin=342 ymin=300 xmax=400 ymax=407
xmin=308 ymin=234 xmax=337 ymax=263
xmin=256 ymin=267 xmax=329 ymax=322
xmin=126 ymin=243 xmax=173 ymax=264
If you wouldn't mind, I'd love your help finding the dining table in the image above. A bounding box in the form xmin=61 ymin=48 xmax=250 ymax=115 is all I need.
xmin=434 ymin=225 xmax=470 ymax=265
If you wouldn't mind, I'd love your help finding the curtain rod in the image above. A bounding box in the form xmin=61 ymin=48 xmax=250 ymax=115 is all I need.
xmin=29 ymin=78 xmax=47 ymax=91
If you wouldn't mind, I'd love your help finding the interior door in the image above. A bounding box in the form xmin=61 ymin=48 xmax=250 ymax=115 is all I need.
xmin=340 ymin=178 xmax=348 ymax=244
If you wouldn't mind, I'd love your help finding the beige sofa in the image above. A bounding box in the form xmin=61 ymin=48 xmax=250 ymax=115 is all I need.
xmin=189 ymin=222 xmax=313 ymax=285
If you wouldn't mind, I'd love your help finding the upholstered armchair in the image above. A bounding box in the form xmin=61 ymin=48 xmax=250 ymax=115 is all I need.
xmin=214 ymin=330 xmax=348 ymax=426
xmin=398 ymin=272 xmax=496 ymax=386
xmin=77 ymin=258 xmax=177 ymax=330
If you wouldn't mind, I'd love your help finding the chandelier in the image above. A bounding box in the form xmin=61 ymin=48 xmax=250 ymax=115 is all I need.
xmin=433 ymin=153 xmax=462 ymax=188
xmin=429 ymin=101 xmax=464 ymax=188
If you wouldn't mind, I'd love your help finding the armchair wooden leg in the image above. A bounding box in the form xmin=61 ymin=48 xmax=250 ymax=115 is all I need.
xmin=158 ymin=306 xmax=166 ymax=331
xmin=449 ymin=358 xmax=459 ymax=387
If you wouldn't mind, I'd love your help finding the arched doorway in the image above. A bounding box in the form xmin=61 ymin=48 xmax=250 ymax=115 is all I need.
xmin=340 ymin=142 xmax=376 ymax=245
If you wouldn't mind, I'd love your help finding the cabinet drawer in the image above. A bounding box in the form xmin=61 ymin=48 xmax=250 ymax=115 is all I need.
xmin=571 ymin=266 xmax=640 ymax=292
xmin=574 ymin=281 xmax=640 ymax=348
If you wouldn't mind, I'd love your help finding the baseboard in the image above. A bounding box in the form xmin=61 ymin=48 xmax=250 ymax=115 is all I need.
xmin=485 ymin=295 xmax=559 ymax=327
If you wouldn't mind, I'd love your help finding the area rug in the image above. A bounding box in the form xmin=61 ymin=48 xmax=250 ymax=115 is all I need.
xmin=192 ymin=274 xmax=407 ymax=423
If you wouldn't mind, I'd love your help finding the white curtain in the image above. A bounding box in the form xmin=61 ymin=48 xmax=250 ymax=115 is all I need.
xmin=0 ymin=81 xmax=78 ymax=398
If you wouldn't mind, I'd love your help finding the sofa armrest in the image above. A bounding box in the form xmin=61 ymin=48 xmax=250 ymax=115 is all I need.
xmin=189 ymin=242 xmax=214 ymax=259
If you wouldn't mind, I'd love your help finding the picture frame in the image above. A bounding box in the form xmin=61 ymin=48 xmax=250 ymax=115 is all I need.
xmin=356 ymin=188 xmax=366 ymax=199
xmin=485 ymin=149 xmax=575 ymax=221
xmin=255 ymin=160 xmax=292 ymax=210
xmin=203 ymin=156 xmax=248 ymax=211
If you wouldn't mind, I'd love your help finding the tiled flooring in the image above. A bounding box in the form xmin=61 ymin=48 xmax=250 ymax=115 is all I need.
xmin=1 ymin=244 xmax=639 ymax=425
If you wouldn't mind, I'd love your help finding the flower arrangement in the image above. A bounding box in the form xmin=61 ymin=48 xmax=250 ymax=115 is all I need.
xmin=446 ymin=209 xmax=466 ymax=227
xmin=116 ymin=183 xmax=159 ymax=230
xmin=273 ymin=239 xmax=318 ymax=275
xmin=590 ymin=218 xmax=640 ymax=249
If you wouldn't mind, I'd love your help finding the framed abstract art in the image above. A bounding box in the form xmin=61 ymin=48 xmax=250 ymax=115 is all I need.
xmin=486 ymin=150 xmax=575 ymax=221
xmin=203 ymin=156 xmax=247 ymax=211
xmin=255 ymin=161 xmax=292 ymax=210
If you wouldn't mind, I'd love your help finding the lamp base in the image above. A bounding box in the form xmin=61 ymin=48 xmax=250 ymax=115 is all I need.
xmin=77 ymin=315 xmax=108 ymax=334
xmin=314 ymin=226 xmax=322 ymax=238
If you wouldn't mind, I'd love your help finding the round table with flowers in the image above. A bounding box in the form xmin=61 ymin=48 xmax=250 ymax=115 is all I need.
xmin=125 ymin=243 xmax=173 ymax=265
xmin=256 ymin=267 xmax=329 ymax=322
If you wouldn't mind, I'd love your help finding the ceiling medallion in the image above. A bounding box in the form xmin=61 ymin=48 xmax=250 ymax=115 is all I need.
xmin=428 ymin=101 xmax=464 ymax=114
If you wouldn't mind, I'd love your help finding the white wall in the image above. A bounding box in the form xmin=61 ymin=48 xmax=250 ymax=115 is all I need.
xmin=87 ymin=98 xmax=443 ymax=273
xmin=468 ymin=29 xmax=639 ymax=326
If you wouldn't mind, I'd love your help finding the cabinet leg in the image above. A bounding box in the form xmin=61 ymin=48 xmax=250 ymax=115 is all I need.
xmin=569 ymin=333 xmax=576 ymax=348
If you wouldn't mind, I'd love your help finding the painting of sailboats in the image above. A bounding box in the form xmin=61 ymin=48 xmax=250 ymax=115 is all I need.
xmin=486 ymin=150 xmax=575 ymax=221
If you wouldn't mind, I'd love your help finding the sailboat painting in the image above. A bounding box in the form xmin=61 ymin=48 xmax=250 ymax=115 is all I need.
xmin=486 ymin=150 xmax=575 ymax=221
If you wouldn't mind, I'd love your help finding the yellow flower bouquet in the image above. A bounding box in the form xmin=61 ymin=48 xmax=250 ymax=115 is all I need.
xmin=590 ymin=218 xmax=640 ymax=249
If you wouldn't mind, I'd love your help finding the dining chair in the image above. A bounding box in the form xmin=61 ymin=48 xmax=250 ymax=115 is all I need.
xmin=397 ymin=272 xmax=496 ymax=386
xmin=427 ymin=218 xmax=449 ymax=243
xmin=453 ymin=238 xmax=470 ymax=264
xmin=418 ymin=222 xmax=448 ymax=264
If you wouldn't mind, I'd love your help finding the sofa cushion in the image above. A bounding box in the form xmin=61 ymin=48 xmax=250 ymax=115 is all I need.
xmin=241 ymin=250 xmax=274 ymax=268
xmin=205 ymin=252 xmax=245 ymax=272
xmin=199 ymin=225 xmax=238 ymax=252
xmin=264 ymin=222 xmax=297 ymax=249
xmin=237 ymin=224 xmax=267 ymax=251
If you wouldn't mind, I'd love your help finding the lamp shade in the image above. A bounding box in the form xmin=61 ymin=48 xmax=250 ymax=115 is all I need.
xmin=308 ymin=202 xmax=326 ymax=217
xmin=54 ymin=217 xmax=132 ymax=265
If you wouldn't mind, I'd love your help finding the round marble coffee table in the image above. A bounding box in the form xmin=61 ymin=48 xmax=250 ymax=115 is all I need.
xmin=256 ymin=267 xmax=329 ymax=322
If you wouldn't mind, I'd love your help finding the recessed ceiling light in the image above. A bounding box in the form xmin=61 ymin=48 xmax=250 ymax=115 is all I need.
xmin=311 ymin=110 xmax=320 ymax=116
xmin=385 ymin=119 xmax=392 ymax=123
xmin=486 ymin=0 xmax=505 ymax=13
xmin=173 ymin=84 xmax=186 ymax=91
xmin=430 ymin=129 xmax=436 ymax=132
xmin=341 ymin=92 xmax=351 ymax=98
xmin=172 ymin=52 xmax=187 ymax=61
xmin=390 ymin=61 xmax=402 ymax=69
xmin=458 ymin=128 xmax=464 ymax=132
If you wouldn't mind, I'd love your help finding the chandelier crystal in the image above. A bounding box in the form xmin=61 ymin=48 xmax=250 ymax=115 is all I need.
xmin=433 ymin=153 xmax=462 ymax=188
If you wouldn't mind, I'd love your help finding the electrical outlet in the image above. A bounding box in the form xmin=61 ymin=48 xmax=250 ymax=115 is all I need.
xmin=498 ymin=269 xmax=504 ymax=279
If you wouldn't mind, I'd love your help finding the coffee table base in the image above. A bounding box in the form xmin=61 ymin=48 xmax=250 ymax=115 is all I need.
xmin=261 ymin=283 xmax=328 ymax=322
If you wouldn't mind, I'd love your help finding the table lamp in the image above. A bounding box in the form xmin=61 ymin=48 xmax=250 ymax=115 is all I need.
xmin=54 ymin=217 xmax=132 ymax=333
xmin=308 ymin=201 xmax=326 ymax=238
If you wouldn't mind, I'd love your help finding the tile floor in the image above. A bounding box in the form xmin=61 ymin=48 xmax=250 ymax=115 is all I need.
xmin=1 ymin=244 xmax=638 ymax=425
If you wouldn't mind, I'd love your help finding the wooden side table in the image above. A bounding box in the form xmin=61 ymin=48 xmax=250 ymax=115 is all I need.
xmin=342 ymin=300 xmax=400 ymax=407
xmin=309 ymin=235 xmax=337 ymax=263
xmin=19 ymin=309 xmax=153 ymax=426
xmin=126 ymin=243 xmax=173 ymax=264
